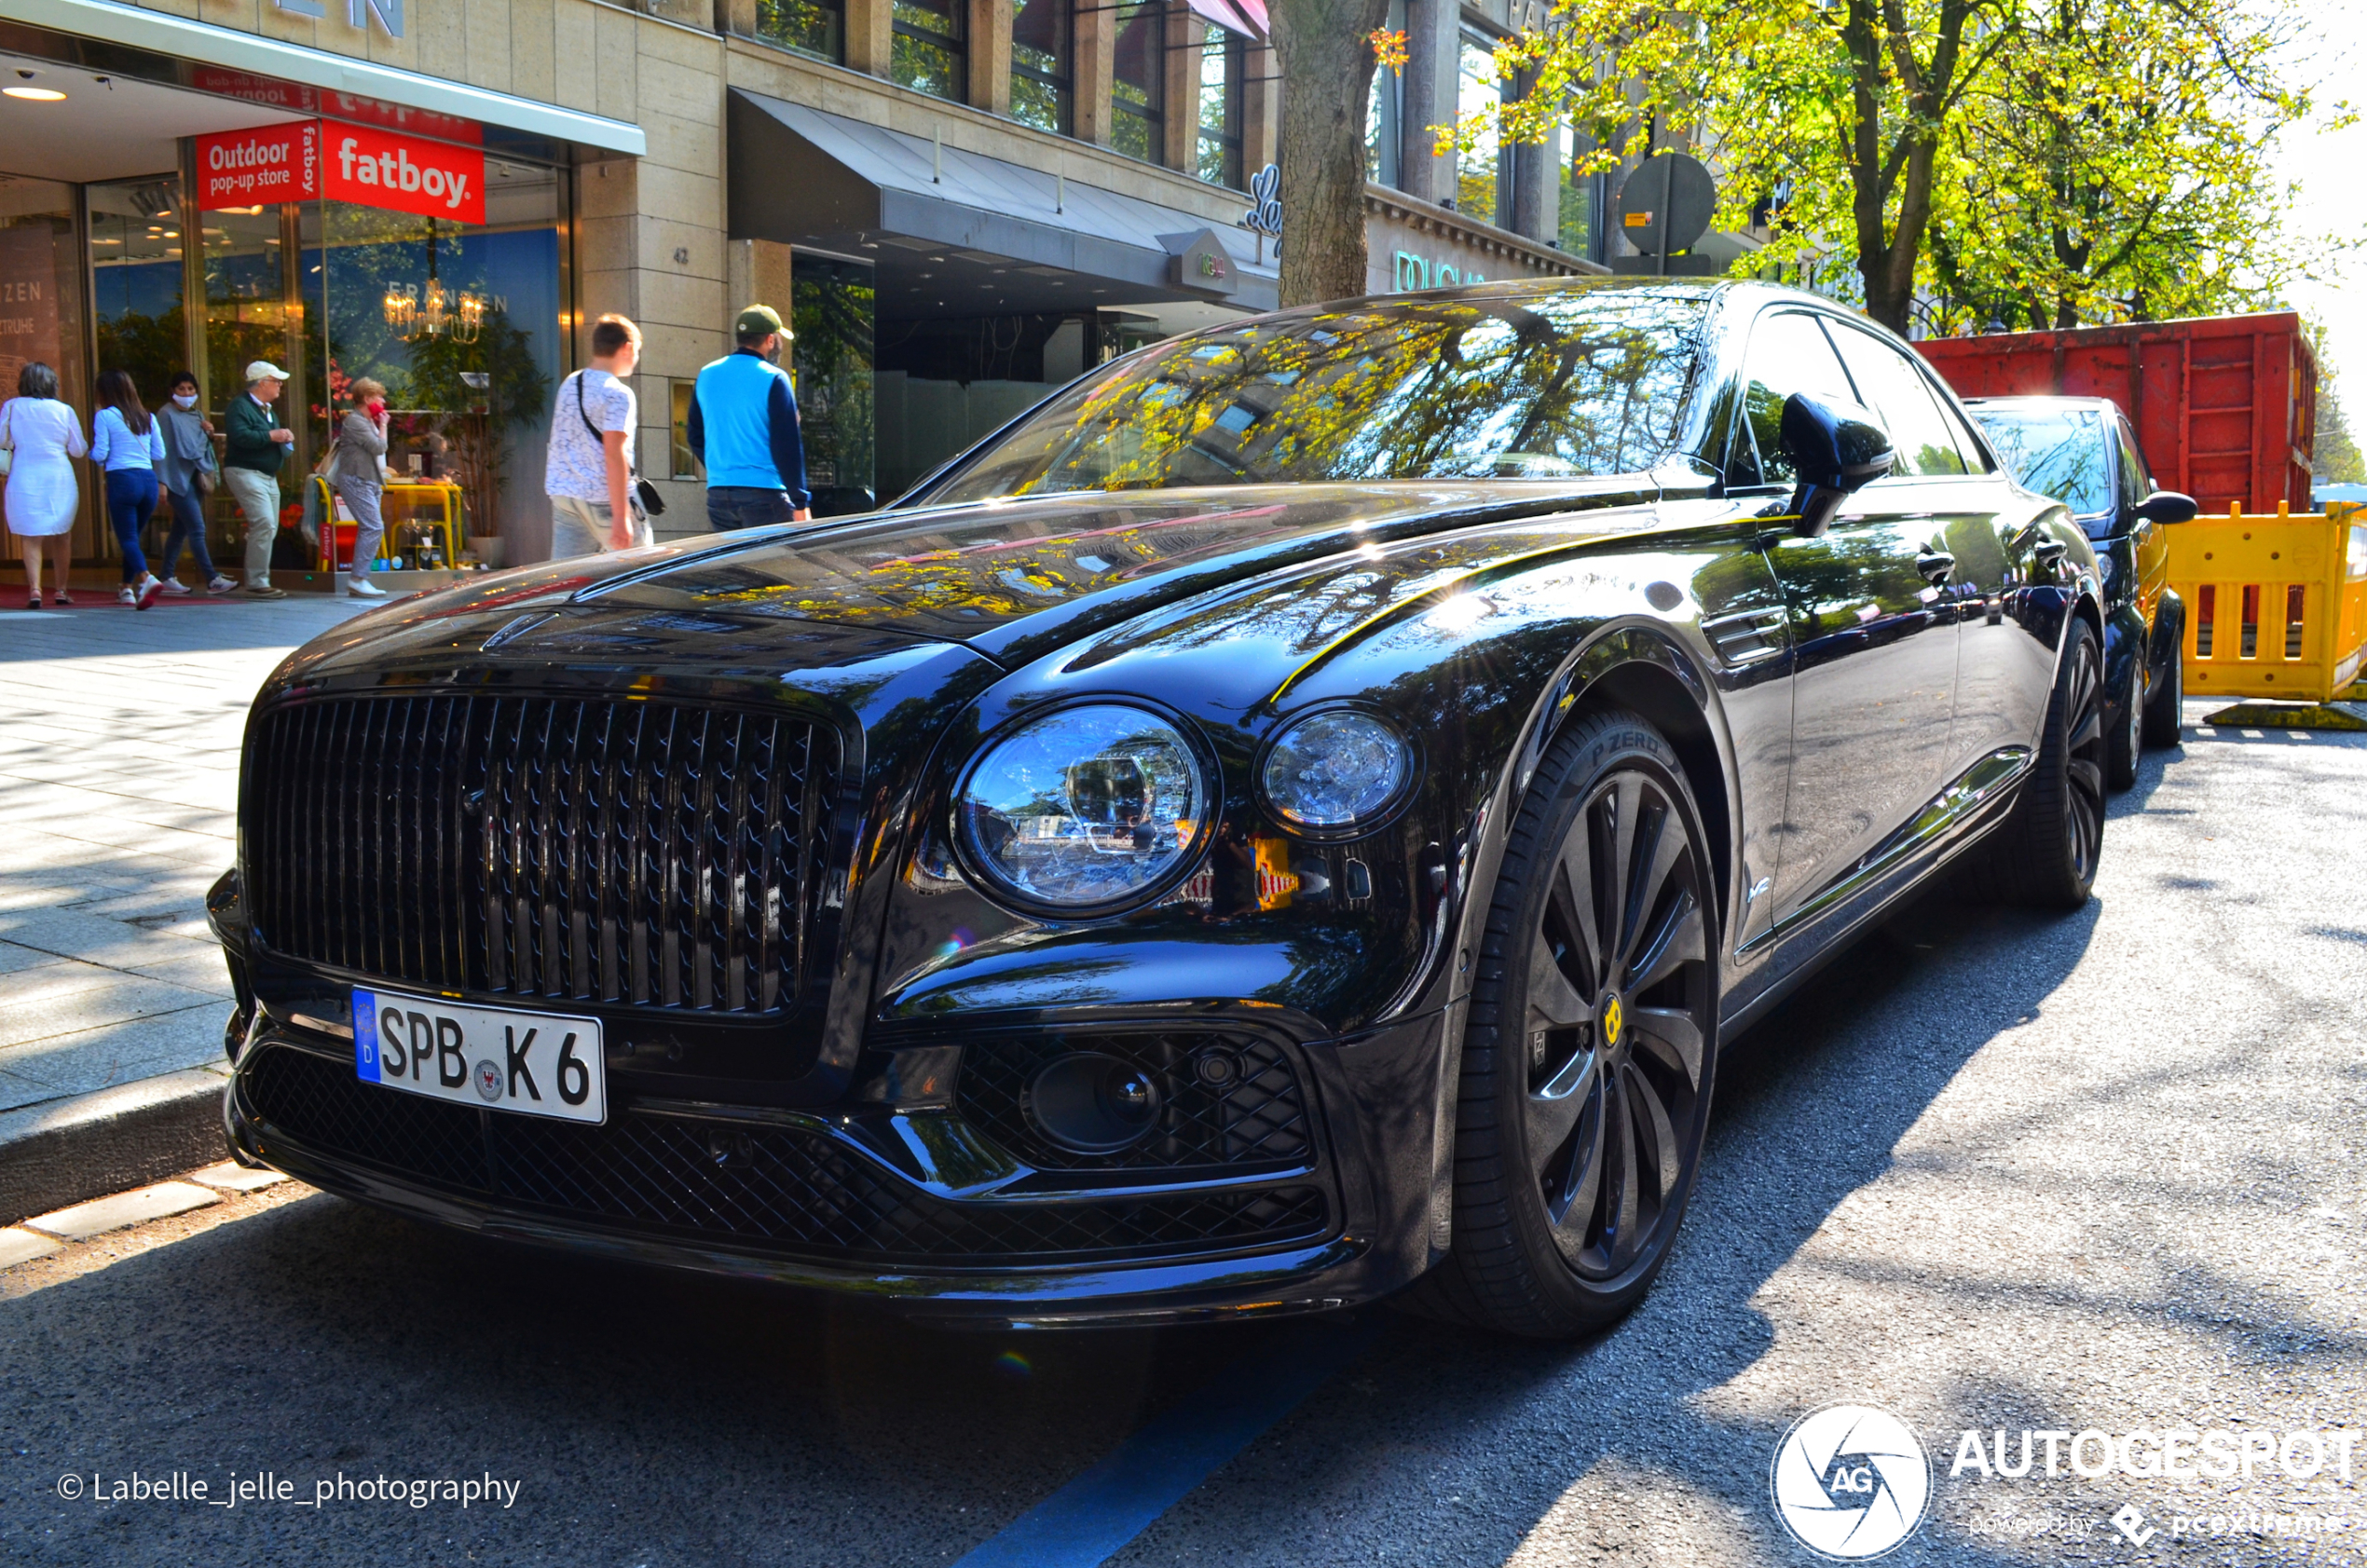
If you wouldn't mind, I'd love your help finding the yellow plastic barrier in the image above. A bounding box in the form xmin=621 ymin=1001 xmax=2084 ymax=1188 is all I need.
xmin=2168 ymin=502 xmax=2367 ymax=703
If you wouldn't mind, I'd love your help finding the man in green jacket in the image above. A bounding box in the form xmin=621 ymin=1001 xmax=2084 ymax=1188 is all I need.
xmin=222 ymin=359 xmax=296 ymax=598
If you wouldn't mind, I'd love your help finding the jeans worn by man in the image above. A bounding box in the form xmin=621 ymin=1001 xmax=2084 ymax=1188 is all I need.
xmin=688 ymin=305 xmax=813 ymax=533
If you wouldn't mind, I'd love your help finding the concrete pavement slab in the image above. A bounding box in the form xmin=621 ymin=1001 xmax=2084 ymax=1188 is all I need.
xmin=0 ymin=1227 xmax=59 ymax=1267
xmin=21 ymin=1180 xmax=220 ymax=1239
xmin=186 ymin=1161 xmax=288 ymax=1193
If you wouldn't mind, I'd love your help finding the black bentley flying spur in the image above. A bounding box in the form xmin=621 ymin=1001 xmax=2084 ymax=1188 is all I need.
xmin=212 ymin=280 xmax=2105 ymax=1337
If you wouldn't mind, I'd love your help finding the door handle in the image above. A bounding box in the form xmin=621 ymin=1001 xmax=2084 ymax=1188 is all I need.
xmin=1916 ymin=550 xmax=1955 ymax=584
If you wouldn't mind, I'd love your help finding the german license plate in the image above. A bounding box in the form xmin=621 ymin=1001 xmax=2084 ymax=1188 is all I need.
xmin=352 ymin=989 xmax=606 ymax=1125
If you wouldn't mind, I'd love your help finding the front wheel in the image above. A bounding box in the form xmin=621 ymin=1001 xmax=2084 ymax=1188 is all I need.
xmin=2106 ymin=651 xmax=2141 ymax=791
xmin=1411 ymin=708 xmax=1719 ymax=1339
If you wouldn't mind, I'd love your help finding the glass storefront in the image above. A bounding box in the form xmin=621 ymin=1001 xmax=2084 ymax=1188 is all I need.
xmin=791 ymin=254 xmax=876 ymax=515
xmin=1 ymin=127 xmax=569 ymax=575
xmin=0 ymin=174 xmax=90 ymax=565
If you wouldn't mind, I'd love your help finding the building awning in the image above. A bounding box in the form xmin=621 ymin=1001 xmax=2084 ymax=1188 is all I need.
xmin=8 ymin=0 xmax=645 ymax=157
xmin=728 ymin=91 xmax=1278 ymax=319
xmin=1184 ymin=0 xmax=1268 ymax=40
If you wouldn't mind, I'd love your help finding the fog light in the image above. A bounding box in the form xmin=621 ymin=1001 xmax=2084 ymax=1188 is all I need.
xmin=1027 ymin=1052 xmax=1162 ymax=1153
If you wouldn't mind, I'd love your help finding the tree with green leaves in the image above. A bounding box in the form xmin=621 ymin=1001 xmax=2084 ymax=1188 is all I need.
xmin=1926 ymin=0 xmax=2312 ymax=333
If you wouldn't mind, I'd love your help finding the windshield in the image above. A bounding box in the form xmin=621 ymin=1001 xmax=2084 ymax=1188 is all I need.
xmin=1972 ymin=406 xmax=2114 ymax=519
xmin=920 ymin=286 xmax=1711 ymax=504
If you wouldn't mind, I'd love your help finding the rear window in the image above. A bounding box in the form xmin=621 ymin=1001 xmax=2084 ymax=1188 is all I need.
xmin=921 ymin=287 xmax=1712 ymax=502
xmin=1972 ymin=406 xmax=2115 ymax=520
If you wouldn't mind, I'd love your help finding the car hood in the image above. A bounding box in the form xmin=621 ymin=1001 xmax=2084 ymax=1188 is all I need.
xmin=570 ymin=479 xmax=1664 ymax=667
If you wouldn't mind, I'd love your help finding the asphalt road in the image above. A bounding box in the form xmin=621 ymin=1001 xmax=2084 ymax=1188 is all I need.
xmin=5 ymin=707 xmax=2364 ymax=1567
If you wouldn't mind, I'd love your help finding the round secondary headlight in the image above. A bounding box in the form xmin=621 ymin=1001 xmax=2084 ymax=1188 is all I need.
xmin=1260 ymin=710 xmax=1413 ymax=830
xmin=957 ymin=703 xmax=1209 ymax=911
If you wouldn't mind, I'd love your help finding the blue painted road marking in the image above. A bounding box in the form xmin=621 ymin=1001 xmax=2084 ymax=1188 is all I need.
xmin=951 ymin=1316 xmax=1377 ymax=1568
xmin=352 ymin=990 xmax=379 ymax=1081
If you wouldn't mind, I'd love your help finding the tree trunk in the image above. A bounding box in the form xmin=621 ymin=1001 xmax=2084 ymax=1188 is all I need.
xmin=1271 ymin=0 xmax=1391 ymax=307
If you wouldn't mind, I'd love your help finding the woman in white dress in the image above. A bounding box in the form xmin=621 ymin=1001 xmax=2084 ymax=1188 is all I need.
xmin=2 ymin=361 xmax=86 ymax=607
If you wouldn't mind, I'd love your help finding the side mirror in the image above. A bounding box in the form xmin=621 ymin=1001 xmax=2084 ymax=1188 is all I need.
xmin=1781 ymin=392 xmax=1896 ymax=537
xmin=2137 ymin=490 xmax=2197 ymax=525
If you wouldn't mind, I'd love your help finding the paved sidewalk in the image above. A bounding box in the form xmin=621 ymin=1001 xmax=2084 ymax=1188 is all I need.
xmin=0 ymin=596 xmax=371 ymax=1115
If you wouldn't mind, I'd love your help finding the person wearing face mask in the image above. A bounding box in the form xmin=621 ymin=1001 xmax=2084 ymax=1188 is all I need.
xmin=686 ymin=304 xmax=812 ymax=532
xmin=154 ymin=372 xmax=235 ymax=596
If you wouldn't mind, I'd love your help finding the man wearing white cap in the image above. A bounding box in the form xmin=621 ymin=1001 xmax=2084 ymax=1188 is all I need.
xmin=221 ymin=359 xmax=296 ymax=598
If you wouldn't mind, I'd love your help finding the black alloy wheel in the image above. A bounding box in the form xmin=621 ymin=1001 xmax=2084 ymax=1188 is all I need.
xmin=2106 ymin=650 xmax=2141 ymax=791
xmin=1412 ymin=707 xmax=1718 ymax=1338
xmin=1960 ymin=616 xmax=2104 ymax=908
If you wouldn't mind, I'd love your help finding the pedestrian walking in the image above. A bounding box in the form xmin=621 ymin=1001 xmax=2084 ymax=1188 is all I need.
xmin=153 ymin=372 xmax=236 ymax=597
xmin=90 ymin=370 xmax=169 ymax=609
xmin=221 ymin=359 xmax=296 ymax=598
xmin=687 ymin=305 xmax=812 ymax=531
xmin=326 ymin=376 xmax=390 ymax=598
xmin=0 ymin=361 xmax=86 ymax=608
xmin=544 ymin=313 xmax=652 ymax=559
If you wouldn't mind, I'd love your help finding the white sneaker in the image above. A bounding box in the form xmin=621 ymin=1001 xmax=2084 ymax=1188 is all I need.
xmin=347 ymin=577 xmax=388 ymax=599
xmin=205 ymin=576 xmax=237 ymax=595
xmin=117 ymin=585 xmax=138 ymax=606
xmin=158 ymin=579 xmax=192 ymax=596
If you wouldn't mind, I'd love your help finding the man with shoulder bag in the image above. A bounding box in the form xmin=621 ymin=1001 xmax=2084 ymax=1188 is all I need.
xmin=545 ymin=313 xmax=661 ymax=560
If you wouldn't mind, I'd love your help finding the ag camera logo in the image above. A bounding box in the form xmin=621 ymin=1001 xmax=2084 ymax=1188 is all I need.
xmin=1771 ymin=1404 xmax=1932 ymax=1559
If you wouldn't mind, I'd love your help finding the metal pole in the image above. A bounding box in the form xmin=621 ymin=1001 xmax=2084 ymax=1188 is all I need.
xmin=1656 ymin=150 xmax=1674 ymax=278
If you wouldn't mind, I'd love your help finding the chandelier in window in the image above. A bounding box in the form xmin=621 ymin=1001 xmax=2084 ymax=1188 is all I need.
xmin=381 ymin=219 xmax=485 ymax=344
xmin=383 ymin=280 xmax=485 ymax=344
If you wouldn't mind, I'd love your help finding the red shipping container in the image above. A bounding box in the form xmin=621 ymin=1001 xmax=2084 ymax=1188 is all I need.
xmin=1915 ymin=313 xmax=2318 ymax=514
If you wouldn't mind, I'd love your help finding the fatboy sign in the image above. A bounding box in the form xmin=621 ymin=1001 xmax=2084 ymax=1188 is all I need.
xmin=193 ymin=121 xmax=484 ymax=224
xmin=328 ymin=125 xmax=485 ymax=223
xmin=194 ymin=123 xmax=322 ymax=211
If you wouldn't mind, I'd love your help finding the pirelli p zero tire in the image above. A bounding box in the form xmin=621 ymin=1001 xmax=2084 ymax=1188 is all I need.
xmin=2142 ymin=609 xmax=2185 ymax=749
xmin=1411 ymin=707 xmax=1719 ymax=1340
xmin=1961 ymin=615 xmax=2105 ymax=910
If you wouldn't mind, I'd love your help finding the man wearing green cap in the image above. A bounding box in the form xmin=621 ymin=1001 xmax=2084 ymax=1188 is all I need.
xmin=686 ymin=305 xmax=812 ymax=532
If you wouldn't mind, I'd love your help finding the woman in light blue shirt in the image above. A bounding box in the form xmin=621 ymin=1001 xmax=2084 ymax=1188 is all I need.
xmin=90 ymin=369 xmax=168 ymax=608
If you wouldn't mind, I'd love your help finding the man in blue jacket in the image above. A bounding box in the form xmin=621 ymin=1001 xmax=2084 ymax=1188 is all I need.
xmin=687 ymin=305 xmax=812 ymax=531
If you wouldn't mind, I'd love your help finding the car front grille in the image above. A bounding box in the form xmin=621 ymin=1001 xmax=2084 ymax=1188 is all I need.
xmin=955 ymin=1032 xmax=1315 ymax=1172
xmin=241 ymin=1045 xmax=1331 ymax=1265
xmin=242 ymin=693 xmax=839 ymax=1018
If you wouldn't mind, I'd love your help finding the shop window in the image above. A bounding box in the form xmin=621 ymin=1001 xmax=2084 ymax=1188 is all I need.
xmin=792 ymin=254 xmax=877 ymax=515
xmin=0 ymin=175 xmax=93 ymax=566
xmin=755 ymin=0 xmax=843 ymax=61
xmin=1558 ymin=125 xmax=1598 ymax=259
xmin=893 ymin=0 xmax=967 ymax=103
xmin=89 ymin=179 xmax=187 ymax=408
xmin=1112 ymin=1 xmax=1165 ymax=163
xmin=670 ymin=380 xmax=701 ymax=481
xmin=1457 ymin=33 xmax=1507 ymax=224
xmin=1364 ymin=0 xmax=1403 ymax=187
xmin=1011 ymin=0 xmax=1071 ymax=133
xmin=244 ymin=157 xmax=570 ymax=561
xmin=1197 ymin=29 xmax=1244 ymax=189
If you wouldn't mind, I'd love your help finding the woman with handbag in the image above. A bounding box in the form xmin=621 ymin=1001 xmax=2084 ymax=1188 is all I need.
xmin=326 ymin=376 xmax=390 ymax=599
xmin=2 ymin=361 xmax=86 ymax=608
xmin=155 ymin=371 xmax=235 ymax=596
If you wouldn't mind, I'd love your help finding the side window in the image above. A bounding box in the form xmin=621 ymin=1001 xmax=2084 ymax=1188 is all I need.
xmin=1935 ymin=389 xmax=1993 ymax=473
xmin=1729 ymin=311 xmax=1859 ymax=486
xmin=2115 ymin=419 xmax=2150 ymax=509
xmin=1827 ymin=322 xmax=1969 ymax=476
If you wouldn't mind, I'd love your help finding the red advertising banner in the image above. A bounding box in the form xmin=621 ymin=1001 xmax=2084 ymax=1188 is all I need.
xmin=323 ymin=123 xmax=486 ymax=225
xmin=194 ymin=121 xmax=321 ymax=211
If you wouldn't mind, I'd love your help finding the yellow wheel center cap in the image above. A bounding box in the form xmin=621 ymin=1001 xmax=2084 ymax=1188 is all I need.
xmin=1602 ymin=996 xmax=1623 ymax=1047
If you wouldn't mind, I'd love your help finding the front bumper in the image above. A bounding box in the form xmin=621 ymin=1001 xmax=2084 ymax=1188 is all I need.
xmin=223 ymin=1007 xmax=1451 ymax=1327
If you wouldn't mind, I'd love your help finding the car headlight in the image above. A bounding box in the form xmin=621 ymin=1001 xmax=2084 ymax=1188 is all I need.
xmin=956 ymin=703 xmax=1209 ymax=911
xmin=1260 ymin=709 xmax=1413 ymax=831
